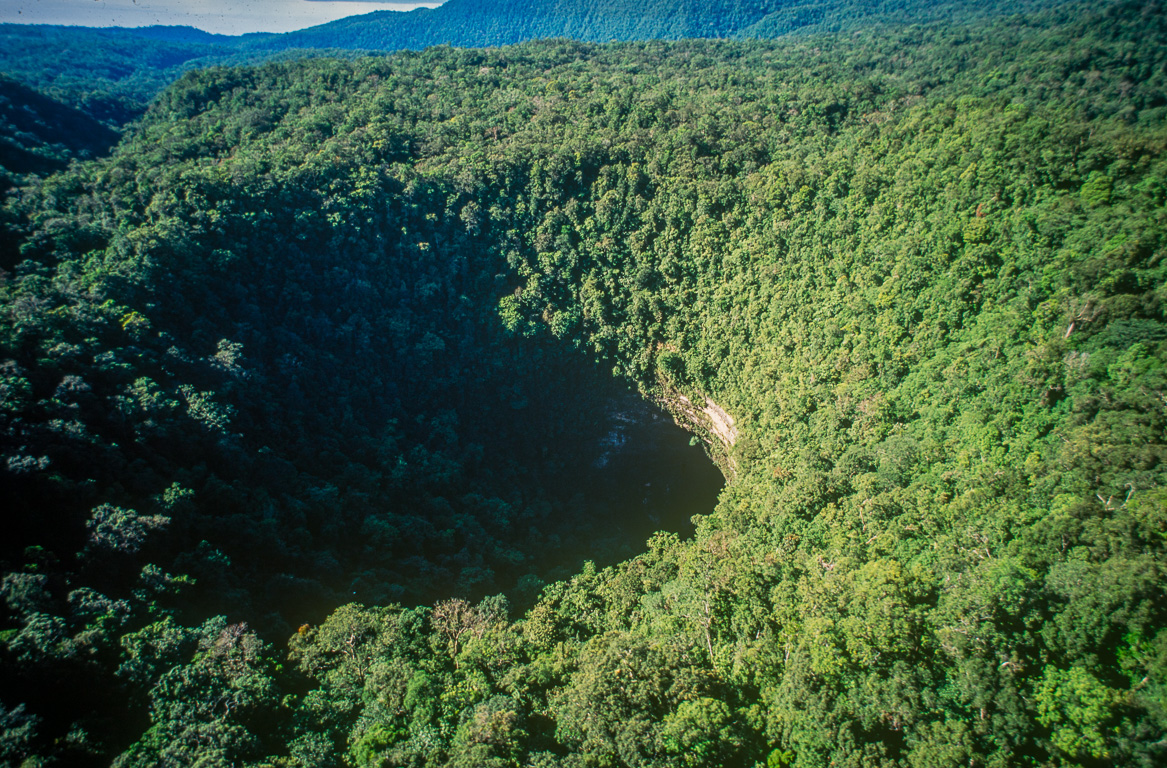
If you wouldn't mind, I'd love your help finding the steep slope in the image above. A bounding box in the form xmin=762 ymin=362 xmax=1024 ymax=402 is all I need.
xmin=0 ymin=75 xmax=119 ymax=190
xmin=739 ymin=0 xmax=1064 ymax=36
xmin=1 ymin=0 xmax=1165 ymax=765
xmin=246 ymin=0 xmax=1063 ymax=51
xmin=248 ymin=0 xmax=775 ymax=51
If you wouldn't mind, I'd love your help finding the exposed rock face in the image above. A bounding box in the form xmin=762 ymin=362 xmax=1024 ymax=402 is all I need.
xmin=659 ymin=390 xmax=738 ymax=479
xmin=701 ymin=398 xmax=738 ymax=448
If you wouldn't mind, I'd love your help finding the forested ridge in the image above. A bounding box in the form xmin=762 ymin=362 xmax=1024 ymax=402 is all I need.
xmin=248 ymin=0 xmax=1063 ymax=52
xmin=0 ymin=24 xmax=241 ymax=126
xmin=0 ymin=0 xmax=1062 ymax=131
xmin=2 ymin=0 xmax=1167 ymax=766
xmin=0 ymin=1 xmax=1063 ymax=203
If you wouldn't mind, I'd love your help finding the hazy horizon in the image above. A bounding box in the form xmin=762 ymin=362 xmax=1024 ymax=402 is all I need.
xmin=1 ymin=0 xmax=446 ymax=36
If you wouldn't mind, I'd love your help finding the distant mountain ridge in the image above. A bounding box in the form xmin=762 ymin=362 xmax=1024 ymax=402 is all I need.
xmin=248 ymin=0 xmax=775 ymax=50
xmin=243 ymin=0 xmax=1067 ymax=52
xmin=0 ymin=23 xmax=238 ymax=123
xmin=0 ymin=0 xmax=1071 ymax=126
xmin=107 ymin=24 xmax=255 ymax=45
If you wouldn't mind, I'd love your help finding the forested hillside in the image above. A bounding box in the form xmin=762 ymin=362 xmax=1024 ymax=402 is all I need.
xmin=0 ymin=24 xmax=242 ymax=125
xmin=1 ymin=0 xmax=1064 ymax=128
xmin=0 ymin=75 xmax=119 ymax=192
xmin=254 ymin=0 xmax=1064 ymax=52
xmin=2 ymin=0 xmax=1166 ymax=766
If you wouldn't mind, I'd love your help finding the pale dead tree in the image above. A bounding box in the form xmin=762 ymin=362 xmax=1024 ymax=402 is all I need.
xmin=431 ymin=598 xmax=492 ymax=659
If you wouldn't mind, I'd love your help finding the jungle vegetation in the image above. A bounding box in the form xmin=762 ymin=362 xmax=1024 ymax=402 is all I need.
xmin=0 ymin=75 xmax=119 ymax=192
xmin=0 ymin=0 xmax=1064 ymax=129
xmin=1 ymin=0 xmax=1166 ymax=766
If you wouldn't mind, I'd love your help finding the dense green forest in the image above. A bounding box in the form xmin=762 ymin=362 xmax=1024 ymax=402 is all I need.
xmin=2 ymin=0 xmax=1167 ymax=765
xmin=0 ymin=0 xmax=1062 ymax=129
xmin=0 ymin=75 xmax=119 ymax=192
xmin=0 ymin=24 xmax=240 ymax=125
xmin=253 ymin=0 xmax=1065 ymax=52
